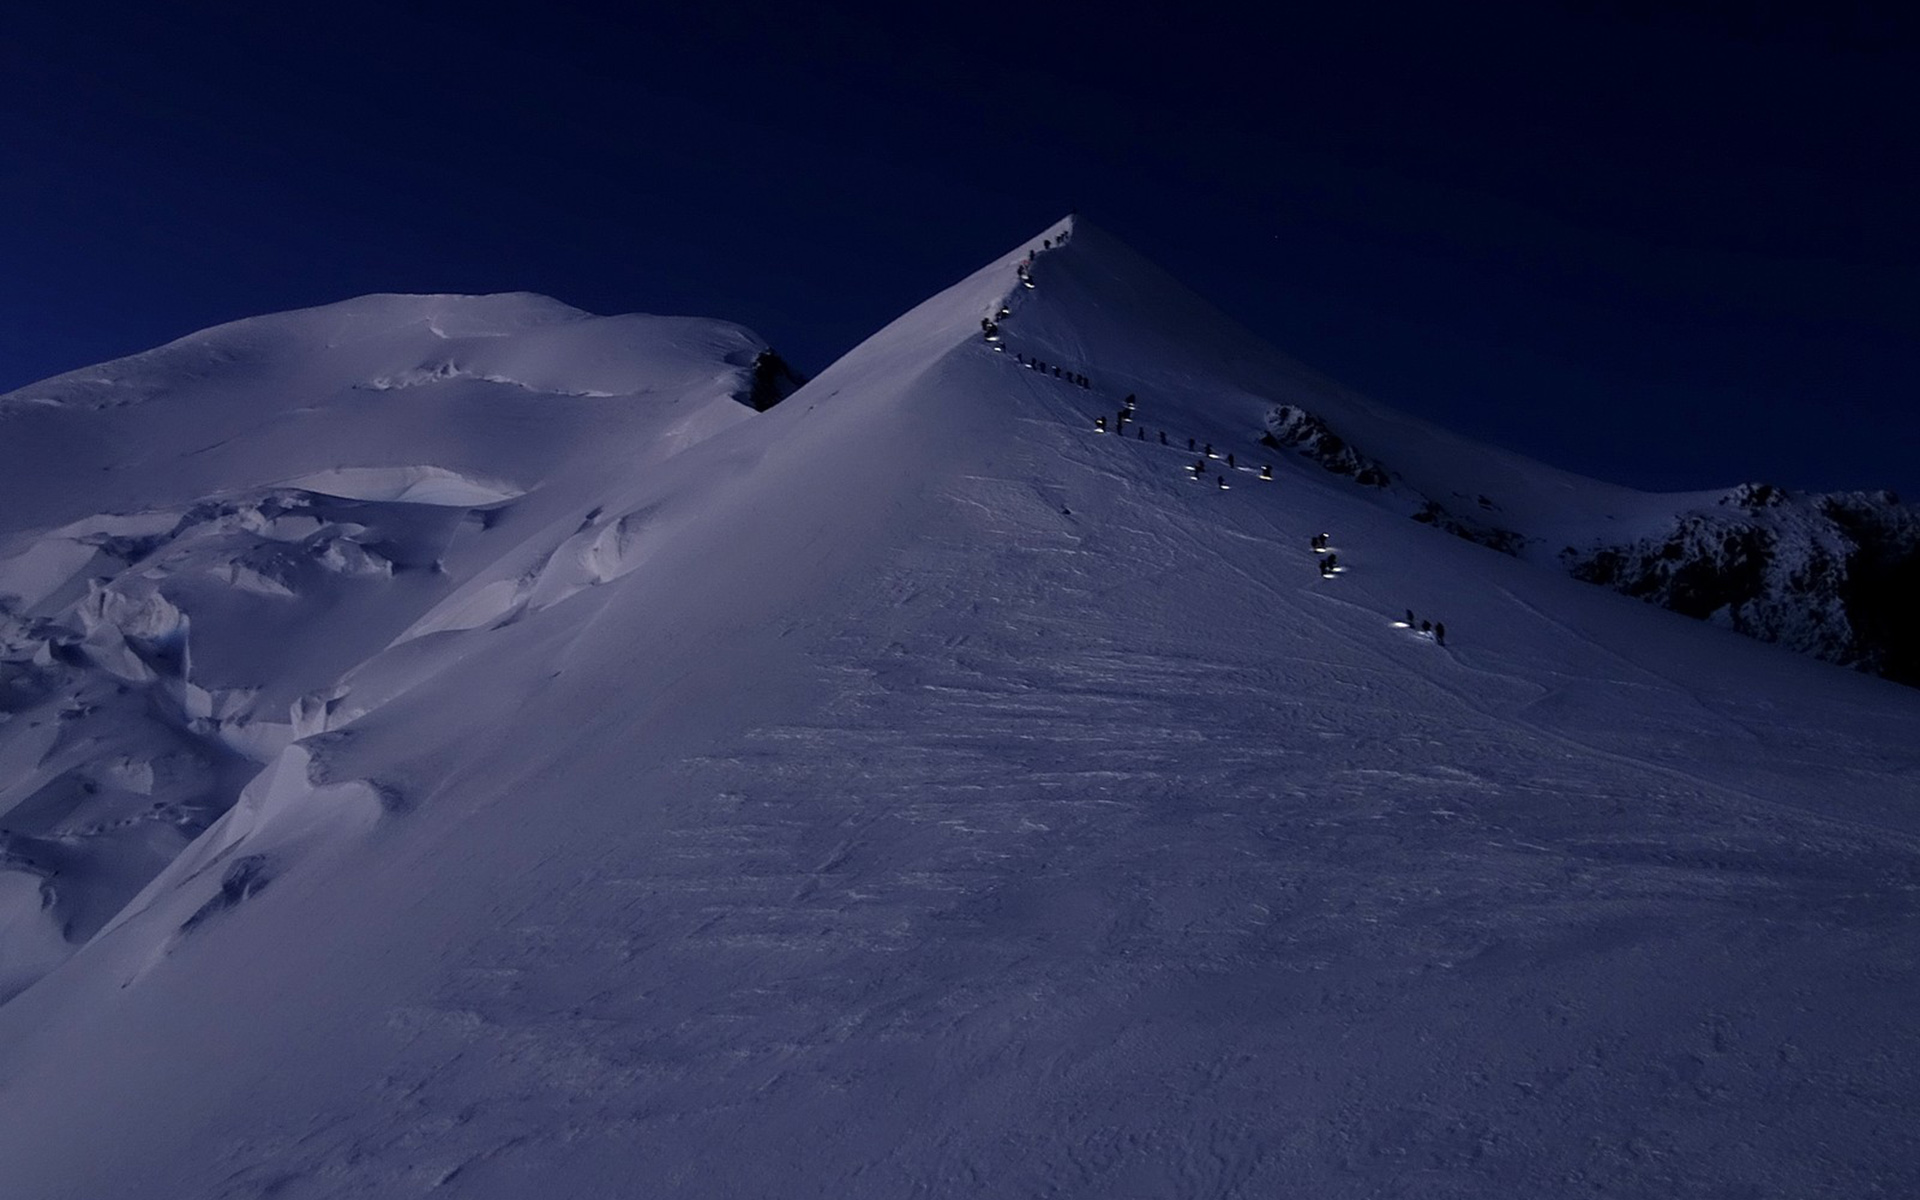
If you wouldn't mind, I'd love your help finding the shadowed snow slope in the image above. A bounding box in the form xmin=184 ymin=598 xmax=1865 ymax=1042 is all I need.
xmin=2 ymin=223 xmax=1919 ymax=1197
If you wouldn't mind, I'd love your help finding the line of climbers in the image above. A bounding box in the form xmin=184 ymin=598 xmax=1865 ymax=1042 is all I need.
xmin=983 ymin=247 xmax=1096 ymax=392
xmin=1402 ymin=609 xmax=1447 ymax=646
xmin=1085 ymin=393 xmax=1454 ymax=647
xmin=1013 ymin=226 xmax=1071 ymax=292
xmin=1091 ymin=394 xmax=1274 ymax=495
xmin=984 ymin=251 xmax=1452 ymax=650
xmin=1310 ymin=531 xmax=1341 ymax=578
xmin=1017 ymin=352 xmax=1091 ymax=388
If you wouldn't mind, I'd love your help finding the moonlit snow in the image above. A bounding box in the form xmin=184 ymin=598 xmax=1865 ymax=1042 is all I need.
xmin=1 ymin=220 xmax=1916 ymax=1197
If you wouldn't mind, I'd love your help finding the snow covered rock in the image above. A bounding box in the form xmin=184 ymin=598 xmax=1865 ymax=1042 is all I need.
xmin=1261 ymin=401 xmax=1392 ymax=487
xmin=1563 ymin=484 xmax=1920 ymax=683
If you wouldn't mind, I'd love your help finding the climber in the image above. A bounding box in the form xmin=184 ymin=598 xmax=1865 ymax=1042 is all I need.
xmin=1260 ymin=464 xmax=1272 ymax=480
xmin=1434 ymin=622 xmax=1446 ymax=646
xmin=1095 ymin=416 xmax=1107 ymax=433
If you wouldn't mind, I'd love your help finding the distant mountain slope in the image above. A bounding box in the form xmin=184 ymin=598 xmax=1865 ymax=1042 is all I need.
xmin=1 ymin=223 xmax=1916 ymax=1198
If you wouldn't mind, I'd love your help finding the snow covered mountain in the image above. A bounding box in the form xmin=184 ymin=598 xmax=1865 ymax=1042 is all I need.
xmin=1 ymin=220 xmax=1917 ymax=1198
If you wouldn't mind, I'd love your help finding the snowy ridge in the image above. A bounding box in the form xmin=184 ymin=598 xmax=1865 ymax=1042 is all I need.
xmin=0 ymin=221 xmax=1917 ymax=1197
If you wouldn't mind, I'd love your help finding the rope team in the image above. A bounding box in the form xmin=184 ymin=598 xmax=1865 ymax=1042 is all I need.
xmin=985 ymin=227 xmax=1453 ymax=647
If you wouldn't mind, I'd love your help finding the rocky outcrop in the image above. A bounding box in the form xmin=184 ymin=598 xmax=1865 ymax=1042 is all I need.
xmin=1562 ymin=485 xmax=1920 ymax=684
xmin=1261 ymin=404 xmax=1391 ymax=487
xmin=741 ymin=350 xmax=807 ymax=412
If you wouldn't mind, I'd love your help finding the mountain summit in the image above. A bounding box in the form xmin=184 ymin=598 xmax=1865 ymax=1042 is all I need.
xmin=1 ymin=220 xmax=1917 ymax=1197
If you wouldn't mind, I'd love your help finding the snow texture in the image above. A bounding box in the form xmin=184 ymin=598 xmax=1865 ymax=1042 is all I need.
xmin=1 ymin=224 xmax=1917 ymax=1198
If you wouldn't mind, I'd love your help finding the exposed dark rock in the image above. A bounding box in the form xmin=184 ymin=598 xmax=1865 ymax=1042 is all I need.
xmin=1261 ymin=405 xmax=1391 ymax=488
xmin=740 ymin=350 xmax=807 ymax=412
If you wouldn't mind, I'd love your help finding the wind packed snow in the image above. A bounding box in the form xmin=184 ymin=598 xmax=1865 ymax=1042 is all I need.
xmin=1 ymin=224 xmax=1917 ymax=1197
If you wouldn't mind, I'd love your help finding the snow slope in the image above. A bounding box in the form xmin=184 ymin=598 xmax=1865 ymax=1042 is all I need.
xmin=1 ymin=222 xmax=1917 ymax=1197
xmin=0 ymin=294 xmax=775 ymax=997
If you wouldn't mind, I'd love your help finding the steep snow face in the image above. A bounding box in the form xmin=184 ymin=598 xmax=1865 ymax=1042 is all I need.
xmin=1 ymin=224 xmax=1918 ymax=1198
xmin=0 ymin=294 xmax=777 ymax=998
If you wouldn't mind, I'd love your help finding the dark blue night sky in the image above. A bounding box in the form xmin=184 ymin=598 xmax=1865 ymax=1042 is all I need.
xmin=4 ymin=2 xmax=1915 ymax=496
